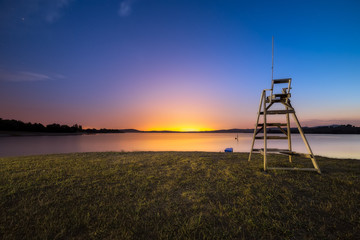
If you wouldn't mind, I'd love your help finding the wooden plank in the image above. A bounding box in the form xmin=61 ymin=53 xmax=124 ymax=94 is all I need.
xmin=259 ymin=149 xmax=287 ymax=155
xmin=256 ymin=149 xmax=312 ymax=158
xmin=268 ymin=123 xmax=287 ymax=126
xmin=278 ymin=151 xmax=313 ymax=158
xmin=267 ymin=136 xmax=288 ymax=140
xmin=261 ymin=148 xmax=289 ymax=152
xmin=277 ymin=126 xmax=288 ymax=135
xmin=268 ymin=99 xmax=284 ymax=102
xmin=255 ymin=136 xmax=288 ymax=140
xmin=273 ymin=93 xmax=291 ymax=98
xmin=255 ymin=126 xmax=264 ymax=135
xmin=257 ymin=123 xmax=287 ymax=127
xmin=268 ymin=94 xmax=291 ymax=101
xmin=266 ymin=102 xmax=274 ymax=109
xmin=260 ymin=110 xmax=294 ymax=115
xmin=273 ymin=78 xmax=291 ymax=84
xmin=267 ymin=167 xmax=318 ymax=172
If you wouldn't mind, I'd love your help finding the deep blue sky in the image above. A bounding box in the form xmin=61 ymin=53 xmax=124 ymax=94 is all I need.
xmin=0 ymin=0 xmax=359 ymax=130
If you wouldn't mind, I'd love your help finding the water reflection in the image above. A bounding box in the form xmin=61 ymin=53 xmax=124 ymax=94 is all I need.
xmin=0 ymin=133 xmax=359 ymax=159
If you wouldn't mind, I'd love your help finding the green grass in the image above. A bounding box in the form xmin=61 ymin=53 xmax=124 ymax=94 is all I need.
xmin=1 ymin=152 xmax=359 ymax=239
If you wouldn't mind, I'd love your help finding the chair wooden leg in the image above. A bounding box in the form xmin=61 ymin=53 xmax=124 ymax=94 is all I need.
xmin=292 ymin=113 xmax=321 ymax=174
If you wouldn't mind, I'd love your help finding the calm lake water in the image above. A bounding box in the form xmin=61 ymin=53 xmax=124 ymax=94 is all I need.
xmin=0 ymin=133 xmax=359 ymax=159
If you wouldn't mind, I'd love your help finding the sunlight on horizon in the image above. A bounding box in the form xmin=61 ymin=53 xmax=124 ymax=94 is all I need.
xmin=148 ymin=126 xmax=215 ymax=132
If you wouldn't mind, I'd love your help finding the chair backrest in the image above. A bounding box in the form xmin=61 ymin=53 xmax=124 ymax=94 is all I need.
xmin=270 ymin=78 xmax=292 ymax=102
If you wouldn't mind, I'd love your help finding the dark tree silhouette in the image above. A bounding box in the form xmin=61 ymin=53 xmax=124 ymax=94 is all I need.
xmin=0 ymin=118 xmax=82 ymax=133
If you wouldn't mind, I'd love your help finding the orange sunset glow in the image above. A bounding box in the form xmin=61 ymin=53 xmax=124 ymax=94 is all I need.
xmin=0 ymin=0 xmax=359 ymax=130
xmin=149 ymin=126 xmax=215 ymax=132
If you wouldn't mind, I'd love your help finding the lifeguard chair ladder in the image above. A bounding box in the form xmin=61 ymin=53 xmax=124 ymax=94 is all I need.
xmin=248 ymin=78 xmax=321 ymax=174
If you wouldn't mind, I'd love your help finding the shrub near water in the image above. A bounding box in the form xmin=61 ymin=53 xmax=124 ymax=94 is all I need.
xmin=0 ymin=152 xmax=359 ymax=239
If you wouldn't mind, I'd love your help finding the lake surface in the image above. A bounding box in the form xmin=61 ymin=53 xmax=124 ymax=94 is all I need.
xmin=0 ymin=133 xmax=359 ymax=159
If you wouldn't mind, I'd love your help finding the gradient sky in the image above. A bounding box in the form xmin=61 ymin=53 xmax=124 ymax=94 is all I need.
xmin=0 ymin=0 xmax=359 ymax=130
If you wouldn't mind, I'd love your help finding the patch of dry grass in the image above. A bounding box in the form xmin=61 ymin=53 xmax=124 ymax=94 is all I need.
xmin=1 ymin=152 xmax=359 ymax=239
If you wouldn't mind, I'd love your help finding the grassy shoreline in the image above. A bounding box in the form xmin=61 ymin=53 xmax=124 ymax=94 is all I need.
xmin=1 ymin=152 xmax=359 ymax=239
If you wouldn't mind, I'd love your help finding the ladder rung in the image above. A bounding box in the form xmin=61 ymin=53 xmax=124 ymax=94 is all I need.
xmin=257 ymin=123 xmax=287 ymax=127
xmin=267 ymin=167 xmax=318 ymax=172
xmin=278 ymin=151 xmax=313 ymax=158
xmin=254 ymin=149 xmax=314 ymax=159
xmin=273 ymin=78 xmax=291 ymax=84
xmin=273 ymin=93 xmax=291 ymax=98
xmin=259 ymin=148 xmax=289 ymax=155
xmin=260 ymin=110 xmax=294 ymax=115
xmin=261 ymin=148 xmax=289 ymax=152
xmin=266 ymin=94 xmax=291 ymax=102
xmin=255 ymin=136 xmax=288 ymax=140
xmin=266 ymin=99 xmax=286 ymax=103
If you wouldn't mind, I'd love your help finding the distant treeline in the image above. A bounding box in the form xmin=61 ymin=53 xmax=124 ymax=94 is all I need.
xmin=0 ymin=118 xmax=82 ymax=133
xmin=267 ymin=124 xmax=360 ymax=134
xmin=1 ymin=118 xmax=359 ymax=134
xmin=0 ymin=118 xmax=136 ymax=134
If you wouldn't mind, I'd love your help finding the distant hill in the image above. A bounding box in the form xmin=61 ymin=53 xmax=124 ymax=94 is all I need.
xmin=208 ymin=129 xmax=253 ymax=133
xmin=299 ymin=124 xmax=360 ymax=134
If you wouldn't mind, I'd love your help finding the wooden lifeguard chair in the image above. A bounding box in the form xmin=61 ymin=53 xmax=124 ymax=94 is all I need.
xmin=248 ymin=38 xmax=321 ymax=174
xmin=248 ymin=78 xmax=321 ymax=174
